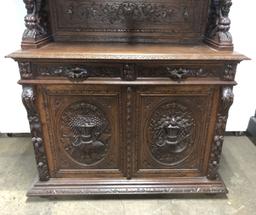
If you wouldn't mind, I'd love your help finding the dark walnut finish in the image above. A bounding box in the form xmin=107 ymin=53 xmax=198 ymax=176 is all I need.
xmin=8 ymin=0 xmax=248 ymax=196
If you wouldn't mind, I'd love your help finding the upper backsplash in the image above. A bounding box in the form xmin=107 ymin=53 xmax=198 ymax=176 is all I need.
xmin=49 ymin=0 xmax=209 ymax=43
xmin=21 ymin=0 xmax=233 ymax=50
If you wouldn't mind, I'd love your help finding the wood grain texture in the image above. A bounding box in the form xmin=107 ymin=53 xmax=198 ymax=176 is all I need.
xmin=8 ymin=43 xmax=248 ymax=61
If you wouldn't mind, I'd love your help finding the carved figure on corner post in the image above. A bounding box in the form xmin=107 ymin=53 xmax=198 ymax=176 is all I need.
xmin=205 ymin=0 xmax=233 ymax=50
xmin=22 ymin=0 xmax=51 ymax=49
xmin=207 ymin=87 xmax=234 ymax=180
xmin=22 ymin=86 xmax=50 ymax=181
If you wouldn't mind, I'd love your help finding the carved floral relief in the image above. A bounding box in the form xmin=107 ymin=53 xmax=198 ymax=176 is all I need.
xmin=64 ymin=2 xmax=184 ymax=24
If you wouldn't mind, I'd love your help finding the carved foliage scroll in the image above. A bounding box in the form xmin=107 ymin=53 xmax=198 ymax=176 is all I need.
xmin=44 ymin=67 xmax=89 ymax=82
xmin=60 ymin=102 xmax=111 ymax=165
xmin=207 ymin=87 xmax=234 ymax=180
xmin=148 ymin=102 xmax=195 ymax=165
xmin=22 ymin=0 xmax=50 ymax=48
xmin=64 ymin=1 xmax=188 ymax=25
xmin=205 ymin=0 xmax=233 ymax=50
xmin=22 ymin=86 xmax=50 ymax=181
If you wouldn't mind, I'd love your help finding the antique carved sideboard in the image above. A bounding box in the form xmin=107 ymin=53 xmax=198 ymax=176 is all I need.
xmin=8 ymin=0 xmax=248 ymax=196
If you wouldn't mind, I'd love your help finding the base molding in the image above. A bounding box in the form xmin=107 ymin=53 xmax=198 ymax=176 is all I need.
xmin=27 ymin=176 xmax=227 ymax=197
xmin=204 ymin=38 xmax=233 ymax=51
xmin=21 ymin=36 xmax=52 ymax=49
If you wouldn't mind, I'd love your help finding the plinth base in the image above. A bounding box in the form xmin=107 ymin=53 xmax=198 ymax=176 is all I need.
xmin=27 ymin=176 xmax=227 ymax=197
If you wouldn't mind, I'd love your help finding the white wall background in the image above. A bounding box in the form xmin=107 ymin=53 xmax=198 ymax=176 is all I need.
xmin=0 ymin=0 xmax=255 ymax=133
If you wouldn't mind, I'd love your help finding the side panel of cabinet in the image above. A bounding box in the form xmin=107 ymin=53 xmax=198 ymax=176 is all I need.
xmin=134 ymin=85 xmax=219 ymax=178
xmin=37 ymin=85 xmax=124 ymax=178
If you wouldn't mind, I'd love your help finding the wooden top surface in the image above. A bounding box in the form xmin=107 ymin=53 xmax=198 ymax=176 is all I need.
xmin=8 ymin=42 xmax=248 ymax=61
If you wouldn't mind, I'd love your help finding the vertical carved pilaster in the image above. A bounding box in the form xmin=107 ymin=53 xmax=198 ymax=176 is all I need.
xmin=22 ymin=0 xmax=51 ymax=49
xmin=204 ymin=0 xmax=233 ymax=50
xmin=126 ymin=86 xmax=133 ymax=179
xmin=22 ymin=86 xmax=50 ymax=181
xmin=207 ymin=87 xmax=234 ymax=180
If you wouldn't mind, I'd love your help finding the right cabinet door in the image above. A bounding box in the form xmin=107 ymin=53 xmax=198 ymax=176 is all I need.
xmin=134 ymin=85 xmax=219 ymax=178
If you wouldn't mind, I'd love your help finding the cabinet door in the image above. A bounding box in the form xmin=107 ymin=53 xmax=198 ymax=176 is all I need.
xmin=38 ymin=85 xmax=124 ymax=178
xmin=134 ymin=85 xmax=219 ymax=178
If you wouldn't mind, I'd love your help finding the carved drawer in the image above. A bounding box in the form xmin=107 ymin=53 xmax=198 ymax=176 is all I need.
xmin=37 ymin=85 xmax=124 ymax=178
xmin=20 ymin=61 xmax=237 ymax=82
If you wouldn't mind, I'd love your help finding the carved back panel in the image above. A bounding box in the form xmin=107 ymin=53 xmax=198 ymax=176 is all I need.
xmin=49 ymin=0 xmax=210 ymax=43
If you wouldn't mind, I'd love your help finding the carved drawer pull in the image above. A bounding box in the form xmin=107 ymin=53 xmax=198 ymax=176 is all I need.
xmin=167 ymin=68 xmax=190 ymax=80
xmin=166 ymin=67 xmax=203 ymax=81
xmin=67 ymin=67 xmax=89 ymax=82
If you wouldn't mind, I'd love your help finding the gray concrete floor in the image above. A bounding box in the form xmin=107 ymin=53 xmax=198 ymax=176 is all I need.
xmin=0 ymin=136 xmax=256 ymax=215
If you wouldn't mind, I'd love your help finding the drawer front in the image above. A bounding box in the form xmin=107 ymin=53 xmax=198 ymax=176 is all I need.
xmin=133 ymin=85 xmax=219 ymax=177
xmin=20 ymin=61 xmax=237 ymax=82
xmin=38 ymin=85 xmax=124 ymax=178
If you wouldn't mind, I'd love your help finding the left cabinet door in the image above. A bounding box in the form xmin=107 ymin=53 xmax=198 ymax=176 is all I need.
xmin=37 ymin=85 xmax=124 ymax=178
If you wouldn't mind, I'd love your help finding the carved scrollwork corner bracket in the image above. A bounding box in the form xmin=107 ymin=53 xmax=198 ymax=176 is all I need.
xmin=18 ymin=62 xmax=33 ymax=79
xmin=222 ymin=64 xmax=237 ymax=81
xmin=204 ymin=0 xmax=233 ymax=50
xmin=22 ymin=86 xmax=50 ymax=181
xmin=207 ymin=86 xmax=234 ymax=180
xmin=22 ymin=0 xmax=52 ymax=49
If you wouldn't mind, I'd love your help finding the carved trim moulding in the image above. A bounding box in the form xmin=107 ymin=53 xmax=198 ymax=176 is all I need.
xmin=126 ymin=86 xmax=133 ymax=179
xmin=27 ymin=181 xmax=227 ymax=196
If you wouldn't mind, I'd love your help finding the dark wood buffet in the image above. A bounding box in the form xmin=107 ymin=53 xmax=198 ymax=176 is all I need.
xmin=8 ymin=0 xmax=248 ymax=196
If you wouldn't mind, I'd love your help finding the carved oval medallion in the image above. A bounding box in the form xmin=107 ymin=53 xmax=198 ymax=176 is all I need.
xmin=60 ymin=102 xmax=110 ymax=165
xmin=147 ymin=102 xmax=195 ymax=165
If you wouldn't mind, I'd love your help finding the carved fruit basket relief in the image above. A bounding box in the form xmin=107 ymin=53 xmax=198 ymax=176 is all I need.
xmin=147 ymin=102 xmax=196 ymax=166
xmin=60 ymin=101 xmax=111 ymax=166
